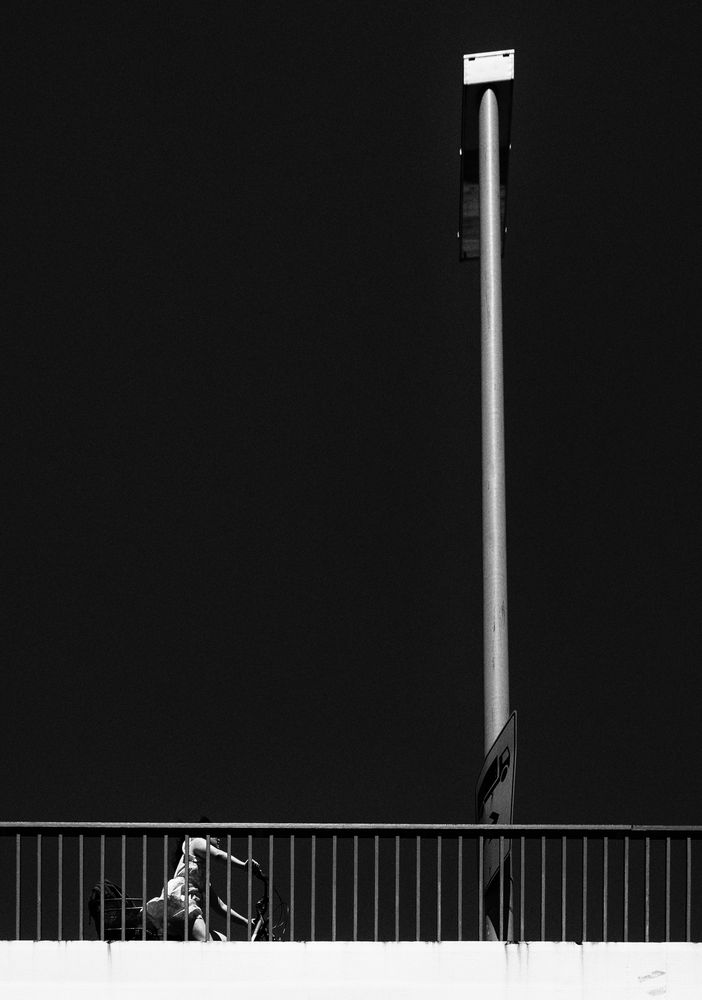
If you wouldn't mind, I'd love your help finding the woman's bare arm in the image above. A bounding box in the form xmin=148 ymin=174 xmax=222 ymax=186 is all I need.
xmin=212 ymin=894 xmax=251 ymax=927
xmin=190 ymin=837 xmax=264 ymax=878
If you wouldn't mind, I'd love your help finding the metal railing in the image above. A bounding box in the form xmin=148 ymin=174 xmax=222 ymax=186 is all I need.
xmin=2 ymin=824 xmax=701 ymax=943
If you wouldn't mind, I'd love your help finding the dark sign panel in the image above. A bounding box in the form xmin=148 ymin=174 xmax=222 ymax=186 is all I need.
xmin=475 ymin=711 xmax=517 ymax=938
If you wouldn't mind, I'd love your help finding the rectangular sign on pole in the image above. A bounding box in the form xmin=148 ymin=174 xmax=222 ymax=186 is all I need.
xmin=459 ymin=50 xmax=514 ymax=260
xmin=475 ymin=711 xmax=517 ymax=939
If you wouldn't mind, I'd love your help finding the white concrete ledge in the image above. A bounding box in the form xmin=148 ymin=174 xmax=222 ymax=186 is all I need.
xmin=1 ymin=941 xmax=701 ymax=998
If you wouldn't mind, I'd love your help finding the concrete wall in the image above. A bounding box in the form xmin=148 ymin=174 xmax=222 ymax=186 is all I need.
xmin=1 ymin=941 xmax=701 ymax=999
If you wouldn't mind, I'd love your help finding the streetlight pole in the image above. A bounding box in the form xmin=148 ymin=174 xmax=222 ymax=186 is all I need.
xmin=479 ymin=86 xmax=509 ymax=755
xmin=458 ymin=49 xmax=515 ymax=757
xmin=460 ymin=50 xmax=516 ymax=941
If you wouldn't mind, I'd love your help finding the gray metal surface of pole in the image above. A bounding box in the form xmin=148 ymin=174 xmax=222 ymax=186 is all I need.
xmin=479 ymin=87 xmax=509 ymax=755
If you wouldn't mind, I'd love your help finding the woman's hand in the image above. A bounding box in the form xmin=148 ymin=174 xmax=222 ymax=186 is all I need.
xmin=250 ymin=858 xmax=266 ymax=881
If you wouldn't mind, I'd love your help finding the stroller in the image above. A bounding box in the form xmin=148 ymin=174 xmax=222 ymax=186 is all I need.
xmin=88 ymin=879 xmax=160 ymax=940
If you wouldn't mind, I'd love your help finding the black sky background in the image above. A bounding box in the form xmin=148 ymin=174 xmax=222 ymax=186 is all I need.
xmin=6 ymin=1 xmax=702 ymax=825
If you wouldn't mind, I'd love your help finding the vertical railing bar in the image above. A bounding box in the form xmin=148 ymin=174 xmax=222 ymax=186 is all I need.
xmin=290 ymin=835 xmax=295 ymax=942
xmin=352 ymin=834 xmax=359 ymax=942
xmin=37 ymin=833 xmax=42 ymax=941
xmin=247 ymin=834 xmax=253 ymax=941
xmin=561 ymin=835 xmax=567 ymax=942
xmin=582 ymin=836 xmax=588 ymax=943
xmin=332 ymin=834 xmax=337 ymax=942
xmin=226 ymin=834 xmax=232 ymax=942
xmin=100 ymin=834 xmax=105 ymax=942
xmin=15 ymin=834 xmax=21 ymax=941
xmin=58 ymin=834 xmax=63 ymax=941
xmin=623 ymin=836 xmax=629 ymax=943
xmin=162 ymin=835 xmax=168 ymax=942
xmin=478 ymin=835 xmax=484 ymax=941
xmin=183 ymin=834 xmax=189 ymax=942
xmin=686 ymin=837 xmax=692 ymax=944
xmin=121 ymin=834 xmax=126 ymax=942
xmin=416 ymin=835 xmax=421 ymax=941
xmin=519 ymin=836 xmax=525 ymax=942
xmin=268 ymin=834 xmax=274 ymax=942
xmin=79 ymin=834 xmax=84 ymax=941
xmin=665 ymin=836 xmax=671 ymax=943
xmin=311 ymin=834 xmax=316 ymax=942
xmin=394 ymin=835 xmax=400 ymax=943
xmin=457 ymin=835 xmax=463 ymax=942
xmin=205 ymin=834 xmax=211 ymax=942
xmin=645 ymin=836 xmax=650 ymax=943
xmin=142 ymin=835 xmax=147 ymax=941
xmin=540 ymin=836 xmax=546 ymax=942
xmin=499 ymin=835 xmax=504 ymax=941
xmin=437 ymin=835 xmax=442 ymax=943
xmin=603 ymin=837 xmax=608 ymax=943
xmin=374 ymin=835 xmax=379 ymax=943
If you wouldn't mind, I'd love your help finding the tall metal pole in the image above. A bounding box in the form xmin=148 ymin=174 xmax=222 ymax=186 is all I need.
xmin=479 ymin=87 xmax=509 ymax=755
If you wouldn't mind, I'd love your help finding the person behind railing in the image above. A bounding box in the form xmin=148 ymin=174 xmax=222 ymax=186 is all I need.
xmin=145 ymin=831 xmax=265 ymax=941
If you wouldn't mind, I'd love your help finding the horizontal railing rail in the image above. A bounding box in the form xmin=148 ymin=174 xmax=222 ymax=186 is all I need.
xmin=1 ymin=824 xmax=701 ymax=943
